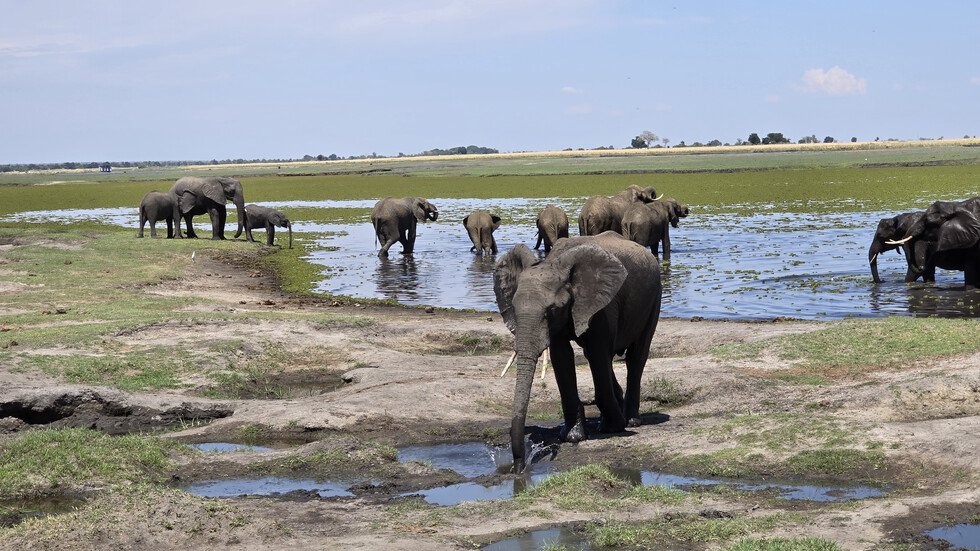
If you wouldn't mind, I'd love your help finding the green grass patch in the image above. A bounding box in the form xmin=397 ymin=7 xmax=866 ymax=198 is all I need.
xmin=713 ymin=317 xmax=980 ymax=379
xmin=0 ymin=428 xmax=180 ymax=496
xmin=696 ymin=413 xmax=859 ymax=452
xmin=786 ymin=449 xmax=888 ymax=476
xmin=724 ymin=537 xmax=846 ymax=551
xmin=587 ymin=513 xmax=805 ymax=548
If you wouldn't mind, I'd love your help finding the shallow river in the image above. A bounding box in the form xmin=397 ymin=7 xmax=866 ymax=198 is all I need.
xmin=9 ymin=197 xmax=980 ymax=320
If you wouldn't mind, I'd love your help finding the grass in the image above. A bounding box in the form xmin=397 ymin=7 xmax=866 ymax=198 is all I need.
xmin=713 ymin=317 xmax=980 ymax=380
xmin=0 ymin=428 xmax=180 ymax=497
xmin=695 ymin=413 xmax=860 ymax=452
xmin=723 ymin=537 xmax=846 ymax=551
xmin=586 ymin=513 xmax=807 ymax=548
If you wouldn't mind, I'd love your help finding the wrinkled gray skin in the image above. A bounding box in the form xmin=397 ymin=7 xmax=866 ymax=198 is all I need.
xmin=868 ymin=211 xmax=934 ymax=283
xmin=895 ymin=198 xmax=980 ymax=288
xmin=371 ymin=197 xmax=439 ymax=257
xmin=462 ymin=210 xmax=501 ymax=255
xmin=534 ymin=205 xmax=569 ymax=254
xmin=621 ymin=202 xmax=675 ymax=260
xmin=245 ymin=204 xmax=292 ymax=248
xmin=578 ymin=185 xmax=658 ymax=236
xmin=169 ymin=176 xmax=252 ymax=241
xmin=137 ymin=190 xmax=177 ymax=238
xmin=494 ymin=232 xmax=662 ymax=472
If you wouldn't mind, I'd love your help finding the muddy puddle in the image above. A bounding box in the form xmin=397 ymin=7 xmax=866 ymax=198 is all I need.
xmin=925 ymin=523 xmax=980 ymax=549
xmin=179 ymin=439 xmax=885 ymax=508
xmin=9 ymin=198 xmax=980 ymax=320
xmin=0 ymin=497 xmax=83 ymax=527
xmin=483 ymin=527 xmax=590 ymax=551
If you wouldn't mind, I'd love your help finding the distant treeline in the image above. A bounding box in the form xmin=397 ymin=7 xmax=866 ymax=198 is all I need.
xmin=1 ymin=145 xmax=501 ymax=173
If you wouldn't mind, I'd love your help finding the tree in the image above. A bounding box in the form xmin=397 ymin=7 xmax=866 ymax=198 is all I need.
xmin=639 ymin=130 xmax=659 ymax=146
xmin=851 ymin=137 xmax=858 ymax=143
xmin=631 ymin=136 xmax=648 ymax=149
xmin=748 ymin=133 xmax=761 ymax=145
xmin=662 ymin=137 xmax=670 ymax=148
xmin=823 ymin=136 xmax=835 ymax=143
xmin=761 ymin=132 xmax=790 ymax=145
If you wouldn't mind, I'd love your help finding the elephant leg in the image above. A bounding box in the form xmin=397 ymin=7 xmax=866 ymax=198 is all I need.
xmin=183 ymin=215 xmax=198 ymax=239
xmin=534 ymin=233 xmax=543 ymax=250
xmin=491 ymin=236 xmax=498 ymax=255
xmin=662 ymin=226 xmax=671 ymax=262
xmin=581 ymin=341 xmax=627 ymax=434
xmin=165 ymin=218 xmax=174 ymax=239
xmin=138 ymin=217 xmax=146 ymax=238
xmin=623 ymin=337 xmax=654 ymax=428
xmin=965 ymin=258 xmax=979 ymax=290
xmin=149 ymin=221 xmax=158 ymax=238
xmin=551 ymin=340 xmax=586 ymax=443
xmin=267 ymin=225 xmax=275 ymax=246
xmin=209 ymin=207 xmax=226 ymax=240
xmin=404 ymin=222 xmax=417 ymax=254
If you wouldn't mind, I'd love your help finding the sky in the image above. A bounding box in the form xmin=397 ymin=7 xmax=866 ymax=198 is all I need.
xmin=2 ymin=1 xmax=979 ymax=164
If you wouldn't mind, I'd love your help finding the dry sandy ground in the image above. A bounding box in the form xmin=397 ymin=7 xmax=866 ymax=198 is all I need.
xmin=2 ymin=255 xmax=980 ymax=550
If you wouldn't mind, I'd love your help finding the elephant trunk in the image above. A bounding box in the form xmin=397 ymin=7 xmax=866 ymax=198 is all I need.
xmin=286 ymin=221 xmax=293 ymax=249
xmin=510 ymin=352 xmax=539 ymax=473
xmin=869 ymin=241 xmax=883 ymax=283
xmin=233 ymin=192 xmax=252 ymax=241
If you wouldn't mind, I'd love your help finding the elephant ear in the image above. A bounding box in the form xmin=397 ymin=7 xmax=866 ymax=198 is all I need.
xmin=201 ymin=179 xmax=227 ymax=205
xmin=493 ymin=244 xmax=538 ymax=334
xmin=556 ymin=243 xmax=627 ymax=337
xmin=461 ymin=214 xmax=471 ymax=228
xmin=491 ymin=214 xmax=502 ymax=230
xmin=937 ymin=210 xmax=980 ymax=252
xmin=411 ymin=198 xmax=429 ymax=222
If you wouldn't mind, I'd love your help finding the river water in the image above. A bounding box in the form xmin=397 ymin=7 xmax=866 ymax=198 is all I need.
xmin=8 ymin=197 xmax=980 ymax=320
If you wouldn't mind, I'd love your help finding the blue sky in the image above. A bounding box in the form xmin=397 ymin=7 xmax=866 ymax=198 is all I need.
xmin=2 ymin=1 xmax=978 ymax=164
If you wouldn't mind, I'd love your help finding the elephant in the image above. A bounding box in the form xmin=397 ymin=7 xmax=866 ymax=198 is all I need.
xmin=137 ymin=190 xmax=178 ymax=238
xmin=578 ymin=185 xmax=660 ymax=236
xmin=888 ymin=198 xmax=980 ymax=288
xmin=462 ymin=210 xmax=501 ymax=255
xmin=621 ymin=201 xmax=676 ymax=260
xmin=534 ymin=205 xmax=569 ymax=254
xmin=868 ymin=211 xmax=936 ymax=283
xmin=169 ymin=176 xmax=252 ymax=242
xmin=370 ymin=197 xmax=439 ymax=257
xmin=244 ymin=204 xmax=292 ymax=248
xmin=493 ymin=231 xmax=663 ymax=472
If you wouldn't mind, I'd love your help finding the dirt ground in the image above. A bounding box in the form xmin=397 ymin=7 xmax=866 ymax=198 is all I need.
xmin=3 ymin=253 xmax=980 ymax=550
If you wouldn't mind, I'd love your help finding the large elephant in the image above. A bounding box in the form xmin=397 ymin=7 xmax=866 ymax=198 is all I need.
xmin=245 ymin=204 xmax=292 ymax=248
xmin=137 ymin=190 xmax=177 ymax=238
xmin=888 ymin=198 xmax=980 ymax=288
xmin=868 ymin=211 xmax=934 ymax=283
xmin=621 ymin=202 xmax=675 ymax=260
xmin=371 ymin=197 xmax=439 ymax=257
xmin=534 ymin=205 xmax=569 ymax=254
xmin=493 ymin=231 xmax=663 ymax=472
xmin=578 ymin=185 xmax=659 ymax=236
xmin=462 ymin=210 xmax=501 ymax=255
xmin=169 ymin=176 xmax=252 ymax=242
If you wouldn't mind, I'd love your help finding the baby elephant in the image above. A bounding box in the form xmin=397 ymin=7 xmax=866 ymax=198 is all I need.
xmin=462 ymin=210 xmax=501 ymax=255
xmin=138 ymin=190 xmax=177 ymax=238
xmin=534 ymin=204 xmax=569 ymax=254
xmin=244 ymin=204 xmax=292 ymax=248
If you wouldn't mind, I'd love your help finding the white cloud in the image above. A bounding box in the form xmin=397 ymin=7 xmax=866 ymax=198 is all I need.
xmin=562 ymin=86 xmax=585 ymax=94
xmin=798 ymin=66 xmax=867 ymax=96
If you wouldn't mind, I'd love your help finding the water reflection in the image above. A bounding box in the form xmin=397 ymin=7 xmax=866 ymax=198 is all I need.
xmin=7 ymin=199 xmax=980 ymax=320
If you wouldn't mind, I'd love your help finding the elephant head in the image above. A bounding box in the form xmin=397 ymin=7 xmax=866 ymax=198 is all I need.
xmin=616 ymin=185 xmax=660 ymax=204
xmin=494 ymin=242 xmax=628 ymax=472
xmin=200 ymin=177 xmax=250 ymax=241
xmin=869 ymin=212 xmax=922 ymax=283
xmin=412 ymin=198 xmax=439 ymax=223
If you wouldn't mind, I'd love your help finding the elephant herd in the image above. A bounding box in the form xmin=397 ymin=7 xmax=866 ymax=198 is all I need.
xmin=137 ymin=176 xmax=292 ymax=248
xmin=869 ymin=196 xmax=980 ymax=289
xmin=370 ymin=185 xmax=691 ymax=263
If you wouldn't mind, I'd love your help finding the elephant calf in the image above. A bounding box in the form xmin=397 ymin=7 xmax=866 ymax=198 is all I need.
xmin=534 ymin=205 xmax=569 ymax=254
xmin=462 ymin=210 xmax=501 ymax=255
xmin=244 ymin=204 xmax=292 ymax=248
xmin=137 ymin=190 xmax=177 ymax=238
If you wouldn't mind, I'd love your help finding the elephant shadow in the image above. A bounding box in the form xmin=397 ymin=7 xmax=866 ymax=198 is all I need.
xmin=523 ymin=411 xmax=670 ymax=452
xmin=375 ymin=256 xmax=421 ymax=301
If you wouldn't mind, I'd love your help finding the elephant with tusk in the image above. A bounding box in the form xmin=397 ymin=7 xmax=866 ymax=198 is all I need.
xmin=494 ymin=231 xmax=662 ymax=473
xmin=169 ymin=176 xmax=252 ymax=242
xmin=884 ymin=198 xmax=980 ymax=288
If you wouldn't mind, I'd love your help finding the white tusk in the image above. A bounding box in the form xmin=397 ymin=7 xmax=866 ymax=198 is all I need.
xmin=654 ymin=193 xmax=664 ymax=201
xmin=885 ymin=236 xmax=913 ymax=245
xmin=500 ymin=351 xmax=517 ymax=377
xmin=869 ymin=253 xmax=877 ymax=264
xmin=540 ymin=348 xmax=550 ymax=380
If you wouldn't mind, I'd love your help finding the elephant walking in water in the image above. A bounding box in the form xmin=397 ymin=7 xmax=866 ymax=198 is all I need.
xmin=578 ymin=185 xmax=660 ymax=236
xmin=462 ymin=210 xmax=501 ymax=255
xmin=621 ymin=197 xmax=689 ymax=261
xmin=534 ymin=205 xmax=569 ymax=254
xmin=371 ymin=197 xmax=439 ymax=257
xmin=494 ymin=232 xmax=663 ymax=472
xmin=245 ymin=205 xmax=292 ymax=248
xmin=137 ymin=190 xmax=178 ymax=238
xmin=887 ymin=198 xmax=980 ymax=288
xmin=169 ymin=176 xmax=253 ymax=242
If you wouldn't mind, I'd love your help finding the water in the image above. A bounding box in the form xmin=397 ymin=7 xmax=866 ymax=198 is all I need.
xmin=925 ymin=523 xmax=980 ymax=549
xmin=483 ymin=527 xmax=592 ymax=551
xmin=617 ymin=469 xmax=886 ymax=502
xmin=184 ymin=476 xmax=355 ymax=498
xmin=188 ymin=442 xmax=274 ymax=452
xmin=7 ymin=198 xmax=980 ymax=320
